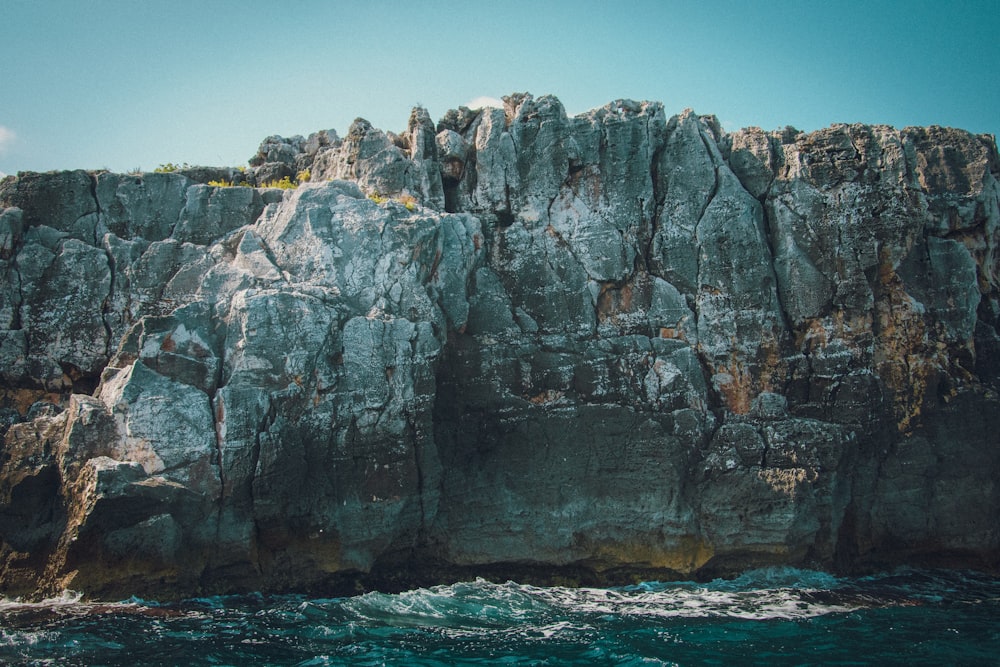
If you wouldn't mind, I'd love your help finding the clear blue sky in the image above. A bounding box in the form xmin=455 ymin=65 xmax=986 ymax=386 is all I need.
xmin=1 ymin=0 xmax=997 ymax=176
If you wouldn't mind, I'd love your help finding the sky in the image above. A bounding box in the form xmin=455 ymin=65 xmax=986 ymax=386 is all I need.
xmin=1 ymin=0 xmax=997 ymax=176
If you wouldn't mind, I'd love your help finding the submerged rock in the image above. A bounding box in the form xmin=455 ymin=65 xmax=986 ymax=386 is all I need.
xmin=0 ymin=94 xmax=997 ymax=599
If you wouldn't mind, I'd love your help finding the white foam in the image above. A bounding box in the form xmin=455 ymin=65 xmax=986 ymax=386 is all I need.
xmin=0 ymin=589 xmax=83 ymax=611
xmin=532 ymin=584 xmax=860 ymax=621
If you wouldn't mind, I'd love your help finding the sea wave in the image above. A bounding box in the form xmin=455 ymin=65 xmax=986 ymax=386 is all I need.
xmin=1 ymin=568 xmax=998 ymax=666
xmin=334 ymin=566 xmax=896 ymax=627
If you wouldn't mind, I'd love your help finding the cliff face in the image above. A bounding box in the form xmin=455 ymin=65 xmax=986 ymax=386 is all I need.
xmin=0 ymin=94 xmax=998 ymax=599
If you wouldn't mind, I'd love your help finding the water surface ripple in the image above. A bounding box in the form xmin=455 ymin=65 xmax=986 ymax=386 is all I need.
xmin=1 ymin=567 xmax=998 ymax=665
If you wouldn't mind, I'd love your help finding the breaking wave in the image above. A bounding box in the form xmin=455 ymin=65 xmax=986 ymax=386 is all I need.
xmin=1 ymin=567 xmax=998 ymax=665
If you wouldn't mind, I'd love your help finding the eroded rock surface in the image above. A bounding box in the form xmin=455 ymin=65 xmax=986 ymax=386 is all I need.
xmin=0 ymin=93 xmax=997 ymax=599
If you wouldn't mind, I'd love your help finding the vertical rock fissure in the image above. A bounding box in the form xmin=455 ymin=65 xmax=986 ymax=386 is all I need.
xmin=209 ymin=392 xmax=227 ymax=499
xmin=256 ymin=232 xmax=290 ymax=286
xmin=409 ymin=412 xmax=427 ymax=542
xmin=209 ymin=304 xmax=231 ymax=501
xmin=499 ymin=179 xmax=514 ymax=227
xmin=87 ymin=173 xmax=102 ymax=248
xmin=686 ymin=125 xmax=730 ymax=422
xmin=758 ymin=424 xmax=771 ymax=468
xmin=166 ymin=181 xmax=187 ymax=241
xmin=99 ymin=244 xmax=116 ymax=362
xmin=695 ymin=126 xmax=722 ymax=228
xmin=646 ymin=142 xmax=667 ymax=272
xmin=245 ymin=397 xmax=273 ymax=574
xmin=693 ymin=127 xmax=721 ymax=315
xmin=89 ymin=174 xmax=117 ymax=370
xmin=757 ymin=193 xmax=793 ymax=330
xmin=10 ymin=252 xmax=24 ymax=333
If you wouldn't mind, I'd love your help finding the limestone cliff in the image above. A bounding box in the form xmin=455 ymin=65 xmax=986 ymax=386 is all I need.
xmin=0 ymin=94 xmax=997 ymax=600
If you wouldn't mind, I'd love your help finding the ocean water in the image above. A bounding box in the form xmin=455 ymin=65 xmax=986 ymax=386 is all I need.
xmin=1 ymin=568 xmax=998 ymax=666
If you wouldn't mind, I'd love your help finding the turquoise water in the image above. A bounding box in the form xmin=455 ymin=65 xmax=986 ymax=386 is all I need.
xmin=1 ymin=568 xmax=998 ymax=665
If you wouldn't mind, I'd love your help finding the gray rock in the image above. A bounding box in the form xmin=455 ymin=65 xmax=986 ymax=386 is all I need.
xmin=0 ymin=207 xmax=23 ymax=260
xmin=19 ymin=237 xmax=111 ymax=388
xmin=0 ymin=95 xmax=998 ymax=599
xmin=175 ymin=166 xmax=242 ymax=185
xmin=0 ymin=170 xmax=99 ymax=241
xmin=436 ymin=129 xmax=468 ymax=184
xmin=251 ymin=162 xmax=295 ymax=186
xmin=116 ymin=301 xmax=223 ymax=394
xmin=898 ymin=236 xmax=981 ymax=343
xmin=311 ymin=118 xmax=418 ymax=202
xmin=650 ymin=111 xmax=717 ymax=294
xmin=467 ymin=106 xmax=518 ymax=216
xmin=96 ymin=172 xmax=190 ymax=241
xmin=98 ymin=360 xmax=219 ymax=495
xmin=303 ymin=129 xmax=339 ymax=158
xmin=726 ymin=126 xmax=777 ymax=199
xmin=903 ymin=126 xmax=1000 ymax=237
xmin=0 ymin=209 xmax=23 ymax=332
xmin=174 ymin=184 xmax=265 ymax=245
xmin=249 ymin=134 xmax=305 ymax=167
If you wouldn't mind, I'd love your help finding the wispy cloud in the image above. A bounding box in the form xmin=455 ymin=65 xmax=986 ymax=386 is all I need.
xmin=466 ymin=96 xmax=504 ymax=110
xmin=0 ymin=126 xmax=15 ymax=154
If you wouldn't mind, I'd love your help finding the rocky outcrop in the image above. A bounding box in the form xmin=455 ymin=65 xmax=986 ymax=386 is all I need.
xmin=0 ymin=94 xmax=997 ymax=599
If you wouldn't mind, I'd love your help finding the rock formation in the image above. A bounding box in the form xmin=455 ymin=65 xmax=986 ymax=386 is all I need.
xmin=0 ymin=94 xmax=997 ymax=600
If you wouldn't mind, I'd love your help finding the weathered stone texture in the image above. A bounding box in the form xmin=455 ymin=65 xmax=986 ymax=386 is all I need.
xmin=0 ymin=94 xmax=997 ymax=599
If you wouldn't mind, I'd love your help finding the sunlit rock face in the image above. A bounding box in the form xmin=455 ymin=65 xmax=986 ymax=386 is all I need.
xmin=0 ymin=93 xmax=997 ymax=599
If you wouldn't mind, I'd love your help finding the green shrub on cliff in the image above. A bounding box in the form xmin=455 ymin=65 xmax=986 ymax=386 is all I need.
xmin=260 ymin=176 xmax=297 ymax=189
xmin=368 ymin=190 xmax=417 ymax=210
xmin=398 ymin=193 xmax=417 ymax=211
xmin=205 ymin=175 xmax=300 ymax=189
xmin=154 ymin=162 xmax=189 ymax=173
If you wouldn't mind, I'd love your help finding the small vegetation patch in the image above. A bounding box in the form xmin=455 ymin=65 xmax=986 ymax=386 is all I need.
xmin=368 ymin=191 xmax=418 ymax=211
xmin=261 ymin=176 xmax=297 ymax=190
xmin=398 ymin=193 xmax=418 ymax=211
xmin=206 ymin=175 xmax=302 ymax=190
xmin=154 ymin=162 xmax=190 ymax=173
